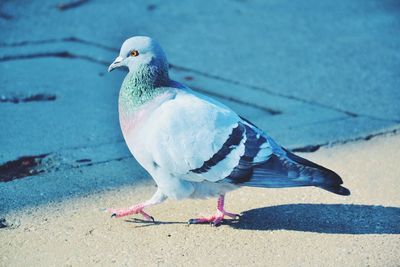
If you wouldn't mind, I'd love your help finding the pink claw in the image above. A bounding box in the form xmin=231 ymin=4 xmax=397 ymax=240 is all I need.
xmin=188 ymin=195 xmax=240 ymax=226
xmin=107 ymin=203 xmax=154 ymax=221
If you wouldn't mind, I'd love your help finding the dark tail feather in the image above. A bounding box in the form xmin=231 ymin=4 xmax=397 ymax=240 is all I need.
xmin=226 ymin=146 xmax=351 ymax=196
xmin=284 ymin=148 xmax=351 ymax=196
xmin=318 ymin=185 xmax=351 ymax=196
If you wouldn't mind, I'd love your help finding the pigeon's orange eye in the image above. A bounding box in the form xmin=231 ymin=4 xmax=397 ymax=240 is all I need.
xmin=130 ymin=50 xmax=139 ymax=57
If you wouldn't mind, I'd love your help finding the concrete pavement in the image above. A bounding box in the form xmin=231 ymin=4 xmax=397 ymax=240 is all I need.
xmin=0 ymin=0 xmax=399 ymax=212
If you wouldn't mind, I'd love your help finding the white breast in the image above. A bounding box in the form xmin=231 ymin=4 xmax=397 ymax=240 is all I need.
xmin=119 ymin=90 xmax=176 ymax=169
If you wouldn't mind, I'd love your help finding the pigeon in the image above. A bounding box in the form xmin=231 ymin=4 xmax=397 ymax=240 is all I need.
xmin=107 ymin=36 xmax=350 ymax=226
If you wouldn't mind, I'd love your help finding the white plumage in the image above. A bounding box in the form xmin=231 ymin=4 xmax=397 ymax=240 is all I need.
xmin=124 ymin=87 xmax=250 ymax=199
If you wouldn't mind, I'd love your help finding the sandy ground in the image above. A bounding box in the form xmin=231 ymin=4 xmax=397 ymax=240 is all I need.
xmin=1 ymin=133 xmax=400 ymax=267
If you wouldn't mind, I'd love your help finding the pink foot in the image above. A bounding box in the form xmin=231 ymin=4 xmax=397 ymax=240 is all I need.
xmin=107 ymin=203 xmax=154 ymax=221
xmin=188 ymin=209 xmax=239 ymax=226
xmin=188 ymin=195 xmax=240 ymax=226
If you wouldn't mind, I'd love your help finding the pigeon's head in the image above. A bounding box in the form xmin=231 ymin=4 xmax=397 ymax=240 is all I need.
xmin=108 ymin=36 xmax=169 ymax=77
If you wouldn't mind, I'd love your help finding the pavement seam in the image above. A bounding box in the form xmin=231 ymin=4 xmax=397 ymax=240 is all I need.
xmin=190 ymin=86 xmax=282 ymax=115
xmin=292 ymin=125 xmax=400 ymax=153
xmin=0 ymin=37 xmax=118 ymax=52
xmin=0 ymin=51 xmax=109 ymax=66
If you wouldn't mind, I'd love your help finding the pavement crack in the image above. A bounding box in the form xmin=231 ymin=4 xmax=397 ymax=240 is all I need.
xmin=0 ymin=37 xmax=118 ymax=52
xmin=0 ymin=11 xmax=12 ymax=20
xmin=75 ymin=158 xmax=92 ymax=163
xmin=57 ymin=0 xmax=90 ymax=11
xmin=290 ymin=126 xmax=400 ymax=153
xmin=0 ymin=92 xmax=56 ymax=104
xmin=291 ymin=145 xmax=321 ymax=153
xmin=0 ymin=51 xmax=109 ymax=66
xmin=190 ymin=86 xmax=282 ymax=115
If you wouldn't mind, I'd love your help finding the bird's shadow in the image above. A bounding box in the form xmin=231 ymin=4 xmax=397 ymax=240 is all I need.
xmin=123 ymin=204 xmax=400 ymax=234
xmin=124 ymin=218 xmax=187 ymax=228
xmin=226 ymin=204 xmax=400 ymax=234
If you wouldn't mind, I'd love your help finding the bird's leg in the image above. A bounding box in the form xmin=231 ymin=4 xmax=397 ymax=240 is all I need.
xmin=188 ymin=194 xmax=240 ymax=226
xmin=107 ymin=188 xmax=166 ymax=221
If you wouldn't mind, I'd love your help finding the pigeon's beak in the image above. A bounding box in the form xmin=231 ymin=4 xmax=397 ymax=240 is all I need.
xmin=108 ymin=56 xmax=124 ymax=72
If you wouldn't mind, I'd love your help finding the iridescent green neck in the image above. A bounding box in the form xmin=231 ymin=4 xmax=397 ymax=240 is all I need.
xmin=119 ymin=64 xmax=169 ymax=113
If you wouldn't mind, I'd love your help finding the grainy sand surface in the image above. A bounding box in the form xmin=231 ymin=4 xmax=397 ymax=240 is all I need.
xmin=1 ymin=134 xmax=399 ymax=267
